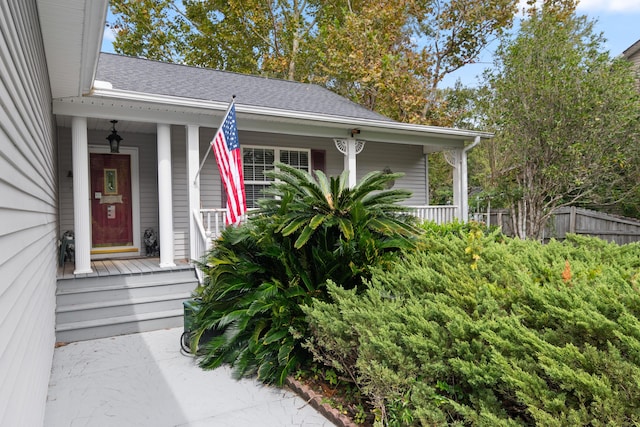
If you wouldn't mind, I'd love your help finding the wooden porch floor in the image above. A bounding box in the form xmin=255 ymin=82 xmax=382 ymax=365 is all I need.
xmin=57 ymin=257 xmax=194 ymax=280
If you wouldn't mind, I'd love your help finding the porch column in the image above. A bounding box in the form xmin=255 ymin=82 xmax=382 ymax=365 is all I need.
xmin=334 ymin=138 xmax=366 ymax=188
xmin=459 ymin=136 xmax=481 ymax=223
xmin=459 ymin=149 xmax=469 ymax=222
xmin=157 ymin=123 xmax=175 ymax=267
xmin=445 ymin=149 xmax=465 ymax=221
xmin=186 ymin=125 xmax=200 ymax=262
xmin=71 ymin=116 xmax=92 ymax=274
xmin=423 ymin=149 xmax=430 ymax=205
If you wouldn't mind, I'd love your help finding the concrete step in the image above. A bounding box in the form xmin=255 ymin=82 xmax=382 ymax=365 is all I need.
xmin=55 ymin=309 xmax=185 ymax=343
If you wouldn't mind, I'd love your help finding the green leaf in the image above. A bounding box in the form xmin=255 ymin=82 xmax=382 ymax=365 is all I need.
xmin=294 ymin=225 xmax=316 ymax=249
xmin=336 ymin=217 xmax=354 ymax=240
xmin=309 ymin=214 xmax=326 ymax=230
xmin=262 ymin=328 xmax=289 ymax=345
xmin=280 ymin=216 xmax=309 ymax=236
xmin=277 ymin=340 xmax=295 ymax=365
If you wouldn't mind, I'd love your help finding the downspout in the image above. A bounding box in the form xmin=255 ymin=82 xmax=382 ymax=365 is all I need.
xmin=461 ymin=136 xmax=482 ymax=222
xmin=464 ymin=135 xmax=482 ymax=154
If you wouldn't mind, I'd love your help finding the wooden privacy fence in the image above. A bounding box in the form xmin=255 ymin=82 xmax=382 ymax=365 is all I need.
xmin=476 ymin=207 xmax=640 ymax=245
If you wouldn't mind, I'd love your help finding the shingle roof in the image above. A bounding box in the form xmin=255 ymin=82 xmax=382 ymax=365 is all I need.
xmin=622 ymin=39 xmax=640 ymax=59
xmin=95 ymin=53 xmax=391 ymax=122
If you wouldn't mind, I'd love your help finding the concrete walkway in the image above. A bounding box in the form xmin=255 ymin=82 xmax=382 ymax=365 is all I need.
xmin=45 ymin=328 xmax=334 ymax=426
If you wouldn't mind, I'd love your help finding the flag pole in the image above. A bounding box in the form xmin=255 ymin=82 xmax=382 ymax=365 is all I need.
xmin=194 ymin=95 xmax=236 ymax=184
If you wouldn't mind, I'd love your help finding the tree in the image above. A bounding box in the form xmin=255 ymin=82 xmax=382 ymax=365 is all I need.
xmin=109 ymin=0 xmax=184 ymax=63
xmin=109 ymin=0 xmax=319 ymax=80
xmin=312 ymin=1 xmax=431 ymax=123
xmin=479 ymin=4 xmax=640 ymax=239
xmin=311 ymin=0 xmax=518 ymax=126
xmin=410 ymin=0 xmax=518 ymax=122
xmin=107 ymin=1 xmax=518 ymax=126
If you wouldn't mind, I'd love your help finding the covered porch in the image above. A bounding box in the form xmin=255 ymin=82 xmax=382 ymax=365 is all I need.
xmin=56 ymin=114 xmax=480 ymax=278
xmin=54 ymin=54 xmax=490 ymax=279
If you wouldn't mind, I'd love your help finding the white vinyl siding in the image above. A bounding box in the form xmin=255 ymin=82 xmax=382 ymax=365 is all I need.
xmin=198 ymin=131 xmax=427 ymax=208
xmin=0 ymin=2 xmax=57 ymax=426
xmin=356 ymin=141 xmax=427 ymax=205
xmin=170 ymin=126 xmax=189 ymax=260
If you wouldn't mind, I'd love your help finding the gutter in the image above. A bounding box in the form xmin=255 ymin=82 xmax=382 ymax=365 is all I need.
xmin=79 ymin=1 xmax=110 ymax=95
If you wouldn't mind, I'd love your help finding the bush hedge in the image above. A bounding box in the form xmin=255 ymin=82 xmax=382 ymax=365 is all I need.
xmin=304 ymin=228 xmax=640 ymax=425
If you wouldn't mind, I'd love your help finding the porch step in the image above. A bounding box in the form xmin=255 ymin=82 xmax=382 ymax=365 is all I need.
xmin=56 ymin=267 xmax=198 ymax=343
xmin=56 ymin=292 xmax=193 ymax=324
xmin=55 ymin=310 xmax=185 ymax=343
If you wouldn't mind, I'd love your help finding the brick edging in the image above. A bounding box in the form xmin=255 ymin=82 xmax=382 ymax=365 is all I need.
xmin=286 ymin=376 xmax=359 ymax=427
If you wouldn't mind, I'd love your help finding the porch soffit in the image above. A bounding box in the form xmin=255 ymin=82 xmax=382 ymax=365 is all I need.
xmin=53 ymin=93 xmax=491 ymax=150
xmin=37 ymin=0 xmax=108 ymax=98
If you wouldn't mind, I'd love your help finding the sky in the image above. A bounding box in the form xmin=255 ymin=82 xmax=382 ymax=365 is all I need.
xmin=101 ymin=0 xmax=640 ymax=88
xmin=441 ymin=0 xmax=640 ymax=87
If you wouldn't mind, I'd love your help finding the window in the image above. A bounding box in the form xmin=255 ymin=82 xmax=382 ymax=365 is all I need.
xmin=242 ymin=146 xmax=310 ymax=208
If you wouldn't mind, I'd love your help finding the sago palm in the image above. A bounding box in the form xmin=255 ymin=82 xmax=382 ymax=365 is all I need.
xmin=191 ymin=165 xmax=421 ymax=385
xmin=260 ymin=163 xmax=419 ymax=247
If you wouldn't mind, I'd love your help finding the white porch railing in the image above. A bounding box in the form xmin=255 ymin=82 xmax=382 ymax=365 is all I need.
xmin=200 ymin=208 xmax=228 ymax=240
xmin=407 ymin=205 xmax=458 ymax=225
xmin=199 ymin=205 xmax=459 ymax=240
xmin=192 ymin=208 xmax=215 ymax=283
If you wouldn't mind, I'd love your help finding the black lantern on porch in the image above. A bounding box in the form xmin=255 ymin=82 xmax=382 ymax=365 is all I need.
xmin=106 ymin=120 xmax=123 ymax=153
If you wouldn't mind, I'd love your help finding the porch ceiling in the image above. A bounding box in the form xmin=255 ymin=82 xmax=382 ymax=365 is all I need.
xmin=56 ymin=115 xmax=157 ymax=135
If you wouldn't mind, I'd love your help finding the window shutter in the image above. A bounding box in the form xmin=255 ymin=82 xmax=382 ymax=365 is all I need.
xmin=311 ymin=149 xmax=326 ymax=173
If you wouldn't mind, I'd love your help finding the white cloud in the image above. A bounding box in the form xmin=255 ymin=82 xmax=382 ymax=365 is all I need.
xmin=103 ymin=27 xmax=117 ymax=43
xmin=518 ymin=0 xmax=640 ymax=14
xmin=102 ymin=27 xmax=119 ymax=53
xmin=577 ymin=0 xmax=640 ymax=13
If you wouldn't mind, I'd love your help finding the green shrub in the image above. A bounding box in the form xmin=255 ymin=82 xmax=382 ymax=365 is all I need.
xmin=191 ymin=218 xmax=311 ymax=385
xmin=191 ymin=165 xmax=420 ymax=385
xmin=304 ymin=229 xmax=640 ymax=425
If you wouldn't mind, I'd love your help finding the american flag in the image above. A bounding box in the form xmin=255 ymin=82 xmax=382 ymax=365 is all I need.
xmin=211 ymin=102 xmax=246 ymax=225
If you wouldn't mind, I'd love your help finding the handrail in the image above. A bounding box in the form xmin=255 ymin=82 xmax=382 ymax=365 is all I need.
xmin=192 ymin=208 xmax=213 ymax=284
xmin=199 ymin=208 xmax=228 ymax=240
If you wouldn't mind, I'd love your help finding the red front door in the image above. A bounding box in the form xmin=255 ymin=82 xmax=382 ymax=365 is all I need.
xmin=90 ymin=153 xmax=134 ymax=249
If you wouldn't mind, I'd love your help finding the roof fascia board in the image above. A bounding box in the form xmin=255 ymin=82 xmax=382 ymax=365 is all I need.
xmin=79 ymin=1 xmax=109 ymax=95
xmin=53 ymin=97 xmax=464 ymax=149
xmin=622 ymin=39 xmax=640 ymax=59
xmin=87 ymin=87 xmax=492 ymax=141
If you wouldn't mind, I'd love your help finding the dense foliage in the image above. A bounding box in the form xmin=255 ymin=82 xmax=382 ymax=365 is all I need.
xmin=478 ymin=3 xmax=640 ymax=237
xmin=304 ymin=225 xmax=640 ymax=425
xmin=190 ymin=166 xmax=420 ymax=385
xmin=108 ymin=0 xmax=518 ymax=126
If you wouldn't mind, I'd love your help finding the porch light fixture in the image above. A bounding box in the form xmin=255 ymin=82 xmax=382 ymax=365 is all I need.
xmin=106 ymin=120 xmax=123 ymax=153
